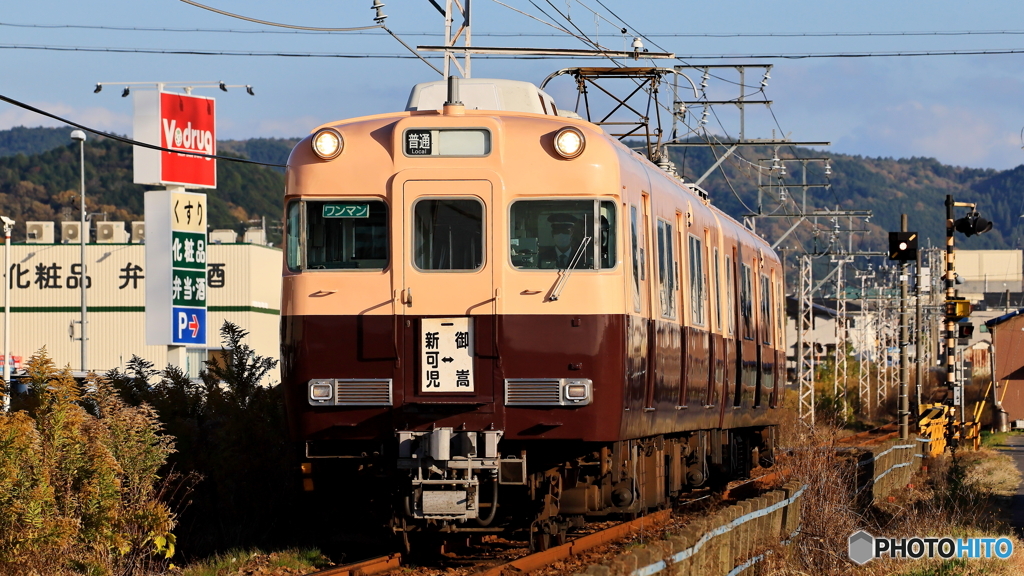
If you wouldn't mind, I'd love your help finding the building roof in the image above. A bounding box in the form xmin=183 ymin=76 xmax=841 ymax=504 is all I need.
xmin=985 ymin=307 xmax=1024 ymax=329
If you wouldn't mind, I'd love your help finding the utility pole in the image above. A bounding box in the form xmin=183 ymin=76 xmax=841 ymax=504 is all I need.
xmin=2 ymin=215 xmax=12 ymax=411
xmin=833 ymin=255 xmax=848 ymax=418
xmin=943 ymin=195 xmax=993 ymax=447
xmin=945 ymin=196 xmax=957 ymax=429
xmin=856 ymin=269 xmax=874 ymax=416
xmin=899 ymin=214 xmax=910 ymax=440
xmin=797 ymin=254 xmax=815 ymax=426
xmin=877 ymin=274 xmax=889 ymax=413
xmin=921 ymin=243 xmax=929 ymax=409
xmin=441 ymin=0 xmax=471 ymax=78
xmin=71 ymin=130 xmax=88 ymax=373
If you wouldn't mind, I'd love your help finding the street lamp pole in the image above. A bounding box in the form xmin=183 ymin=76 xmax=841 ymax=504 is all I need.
xmin=71 ymin=130 xmax=87 ymax=373
xmin=2 ymin=215 xmax=12 ymax=411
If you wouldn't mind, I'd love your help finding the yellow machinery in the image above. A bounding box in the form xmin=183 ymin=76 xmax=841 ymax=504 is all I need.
xmin=918 ymin=403 xmax=950 ymax=457
xmin=918 ymin=380 xmax=1006 ymax=456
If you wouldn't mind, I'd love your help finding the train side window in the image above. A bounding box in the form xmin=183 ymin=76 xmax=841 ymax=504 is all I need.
xmin=713 ymin=247 xmax=721 ymax=331
xmin=726 ymin=255 xmax=735 ymax=336
xmin=740 ymin=263 xmax=753 ymax=339
xmin=657 ymin=220 xmax=676 ymax=318
xmin=629 ymin=205 xmax=641 ymax=312
xmin=286 ymin=201 xmax=301 ymax=272
xmin=305 ymin=200 xmax=389 ymax=270
xmin=760 ymin=273 xmax=772 ymax=345
xmin=688 ymin=235 xmax=706 ymax=326
xmin=599 ymin=201 xmax=617 ymax=269
xmin=414 ymin=198 xmax=484 ymax=271
xmin=508 ymin=199 xmax=615 ymax=270
xmin=776 ymin=277 xmax=784 ymax=346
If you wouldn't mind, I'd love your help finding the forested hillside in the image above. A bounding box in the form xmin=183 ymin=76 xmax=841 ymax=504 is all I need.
xmin=0 ymin=129 xmax=288 ymax=244
xmin=0 ymin=126 xmax=76 ymax=157
xmin=1 ymin=126 xmax=1022 ymax=255
xmin=664 ymin=143 xmax=1018 ymax=254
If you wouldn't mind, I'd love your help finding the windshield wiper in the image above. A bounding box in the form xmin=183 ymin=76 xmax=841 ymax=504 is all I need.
xmin=549 ymin=236 xmax=591 ymax=301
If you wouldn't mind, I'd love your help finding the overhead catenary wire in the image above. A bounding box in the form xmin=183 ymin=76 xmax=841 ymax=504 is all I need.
xmin=0 ymin=44 xmax=643 ymax=59
xmin=486 ymin=0 xmax=576 ymax=38
xmin=177 ymin=0 xmax=441 ymax=74
xmin=176 ymin=0 xmax=382 ymax=32
xmin=9 ymin=21 xmax=1024 ymax=39
xmin=0 ymin=92 xmax=288 ymax=168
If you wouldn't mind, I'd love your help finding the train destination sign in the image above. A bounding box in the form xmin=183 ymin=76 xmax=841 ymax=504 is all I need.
xmin=146 ymin=189 xmax=209 ymax=346
xmin=133 ymin=91 xmax=217 ymax=189
xmin=403 ymin=128 xmax=491 ymax=157
xmin=322 ymin=203 xmax=370 ymax=218
xmin=420 ymin=317 xmax=474 ymax=393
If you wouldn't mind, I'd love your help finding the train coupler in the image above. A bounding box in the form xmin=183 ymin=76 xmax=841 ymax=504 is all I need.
xmin=397 ymin=428 xmax=503 ymax=521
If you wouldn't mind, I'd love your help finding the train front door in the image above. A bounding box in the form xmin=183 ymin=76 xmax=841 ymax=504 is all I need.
xmin=399 ymin=179 xmax=496 ymax=403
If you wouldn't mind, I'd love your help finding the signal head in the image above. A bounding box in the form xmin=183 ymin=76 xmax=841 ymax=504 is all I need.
xmin=954 ymin=210 xmax=993 ymax=237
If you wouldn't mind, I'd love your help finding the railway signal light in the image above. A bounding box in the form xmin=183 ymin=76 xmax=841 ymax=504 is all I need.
xmin=958 ymin=323 xmax=975 ymax=339
xmin=888 ymin=231 xmax=918 ymax=261
xmin=945 ymin=297 xmax=972 ymax=320
xmin=954 ymin=210 xmax=993 ymax=237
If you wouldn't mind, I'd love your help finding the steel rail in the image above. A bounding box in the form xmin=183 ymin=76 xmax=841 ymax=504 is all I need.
xmin=308 ymin=553 xmax=402 ymax=576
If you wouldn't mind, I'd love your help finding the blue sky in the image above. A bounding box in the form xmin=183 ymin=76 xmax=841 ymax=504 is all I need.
xmin=3 ymin=1 xmax=1024 ymax=169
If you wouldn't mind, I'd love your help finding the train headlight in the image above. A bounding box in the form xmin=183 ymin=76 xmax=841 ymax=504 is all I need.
xmin=309 ymin=380 xmax=334 ymax=403
xmin=311 ymin=128 xmax=344 ymax=160
xmin=563 ymin=380 xmax=592 ymax=404
xmin=554 ymin=127 xmax=585 ymax=159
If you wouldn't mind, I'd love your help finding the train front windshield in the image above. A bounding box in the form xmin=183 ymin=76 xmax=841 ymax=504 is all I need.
xmin=509 ymin=200 xmax=616 ymax=270
xmin=286 ymin=200 xmax=389 ymax=270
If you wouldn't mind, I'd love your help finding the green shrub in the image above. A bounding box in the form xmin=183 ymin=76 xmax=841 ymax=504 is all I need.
xmin=0 ymin=348 xmax=176 ymax=575
xmin=105 ymin=321 xmax=293 ymax=558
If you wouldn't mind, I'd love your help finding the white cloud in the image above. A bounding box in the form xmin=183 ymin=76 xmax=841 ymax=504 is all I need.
xmin=0 ymin=101 xmax=131 ymax=135
xmin=838 ymin=100 xmax=1024 ymax=169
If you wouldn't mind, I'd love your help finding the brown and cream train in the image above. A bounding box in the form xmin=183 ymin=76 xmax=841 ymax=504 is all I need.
xmin=281 ymin=77 xmax=785 ymax=548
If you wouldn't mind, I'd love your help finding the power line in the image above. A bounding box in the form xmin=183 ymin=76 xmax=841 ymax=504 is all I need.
xmin=0 ymin=44 xmax=634 ymax=59
xmin=0 ymin=92 xmax=287 ymax=168
xmin=9 ymin=22 xmax=1024 ymax=39
xmin=660 ymin=30 xmax=1024 ymax=38
xmin=485 ymin=0 xmax=574 ymax=38
xmin=176 ymin=0 xmax=382 ymax=32
xmin=0 ymin=44 xmax=433 ymax=58
xmin=674 ymin=48 xmax=1024 ymax=59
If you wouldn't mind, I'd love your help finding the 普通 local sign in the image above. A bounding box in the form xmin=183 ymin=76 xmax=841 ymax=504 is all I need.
xmin=133 ymin=91 xmax=216 ymax=188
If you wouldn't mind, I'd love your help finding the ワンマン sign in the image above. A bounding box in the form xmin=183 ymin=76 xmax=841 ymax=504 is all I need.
xmin=133 ymin=91 xmax=216 ymax=188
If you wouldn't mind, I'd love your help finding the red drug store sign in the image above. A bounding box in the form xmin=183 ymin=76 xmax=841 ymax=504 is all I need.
xmin=133 ymin=91 xmax=216 ymax=188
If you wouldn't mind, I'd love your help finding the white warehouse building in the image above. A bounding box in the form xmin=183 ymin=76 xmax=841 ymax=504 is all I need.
xmin=1 ymin=228 xmax=282 ymax=382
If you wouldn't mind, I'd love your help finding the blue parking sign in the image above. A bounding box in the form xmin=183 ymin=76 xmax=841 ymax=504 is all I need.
xmin=173 ymin=307 xmax=206 ymax=345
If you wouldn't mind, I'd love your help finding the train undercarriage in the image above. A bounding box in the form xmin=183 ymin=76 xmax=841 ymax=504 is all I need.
xmin=302 ymin=426 xmax=775 ymax=551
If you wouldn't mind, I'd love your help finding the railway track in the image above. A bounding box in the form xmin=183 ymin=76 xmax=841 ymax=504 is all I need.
xmin=308 ymin=479 xmax=770 ymax=576
xmin=309 ymin=425 xmax=905 ymax=576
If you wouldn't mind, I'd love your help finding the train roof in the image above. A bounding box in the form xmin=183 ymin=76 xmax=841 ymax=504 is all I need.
xmin=405 ymin=78 xmax=580 ymax=118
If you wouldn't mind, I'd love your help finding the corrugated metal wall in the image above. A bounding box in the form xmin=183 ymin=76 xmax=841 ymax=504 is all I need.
xmin=1 ymin=242 xmax=282 ymax=383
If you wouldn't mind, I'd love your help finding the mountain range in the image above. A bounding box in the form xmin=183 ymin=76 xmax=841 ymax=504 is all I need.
xmin=1 ymin=126 xmax=1021 ymax=259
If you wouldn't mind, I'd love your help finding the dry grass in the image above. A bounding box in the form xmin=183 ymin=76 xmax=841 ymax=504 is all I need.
xmin=960 ymin=448 xmax=1022 ymax=498
xmin=758 ymin=411 xmax=1024 ymax=576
